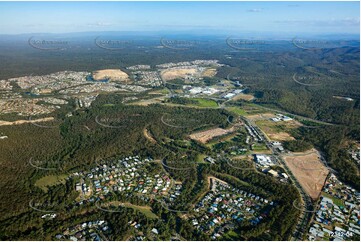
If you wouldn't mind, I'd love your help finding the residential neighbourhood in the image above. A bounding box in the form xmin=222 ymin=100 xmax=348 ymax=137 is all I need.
xmin=55 ymin=220 xmax=110 ymax=241
xmin=308 ymin=173 xmax=360 ymax=241
xmin=190 ymin=178 xmax=274 ymax=240
xmin=72 ymin=156 xmax=182 ymax=208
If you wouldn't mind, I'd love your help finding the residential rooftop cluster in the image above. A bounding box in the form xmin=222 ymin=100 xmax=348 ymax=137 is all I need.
xmin=0 ymin=80 xmax=12 ymax=90
xmin=73 ymin=156 xmax=179 ymax=207
xmin=308 ymin=173 xmax=360 ymax=241
xmin=55 ymin=220 xmax=110 ymax=241
xmin=132 ymin=71 xmax=162 ymax=87
xmin=156 ymin=60 xmax=221 ymax=69
xmin=0 ymin=70 xmax=150 ymax=116
xmin=161 ymin=183 xmax=183 ymax=205
xmin=0 ymin=98 xmax=57 ymax=116
xmin=190 ymin=178 xmax=274 ymax=240
xmin=127 ymin=65 xmax=151 ymax=71
xmin=9 ymin=71 xmax=88 ymax=90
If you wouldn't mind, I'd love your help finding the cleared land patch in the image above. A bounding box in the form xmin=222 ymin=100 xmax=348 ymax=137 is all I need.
xmin=92 ymin=69 xmax=129 ymax=82
xmin=227 ymin=107 xmax=247 ymax=116
xmin=233 ymin=93 xmax=255 ymax=101
xmin=160 ymin=68 xmax=198 ymax=81
xmin=246 ymin=113 xmax=276 ymax=121
xmin=103 ymin=201 xmax=158 ymax=219
xmin=283 ymin=149 xmax=329 ymax=200
xmin=35 ymin=174 xmax=68 ymax=192
xmin=0 ymin=117 xmax=54 ymax=126
xmin=202 ymin=68 xmax=217 ymax=77
xmin=188 ymin=98 xmax=218 ymax=108
xmin=190 ymin=127 xmax=235 ymax=144
xmin=130 ymin=97 xmax=165 ymax=106
xmin=255 ymin=119 xmax=299 ymax=141
xmin=143 ymin=128 xmax=157 ymax=144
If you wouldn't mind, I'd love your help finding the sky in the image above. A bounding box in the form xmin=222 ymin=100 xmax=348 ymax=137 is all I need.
xmin=0 ymin=1 xmax=359 ymax=36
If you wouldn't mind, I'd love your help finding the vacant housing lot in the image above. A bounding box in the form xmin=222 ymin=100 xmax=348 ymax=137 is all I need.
xmin=92 ymin=69 xmax=129 ymax=82
xmin=283 ymin=149 xmax=329 ymax=200
xmin=160 ymin=68 xmax=198 ymax=81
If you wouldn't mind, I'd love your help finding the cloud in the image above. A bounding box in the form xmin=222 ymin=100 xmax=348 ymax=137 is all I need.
xmin=247 ymin=8 xmax=263 ymax=13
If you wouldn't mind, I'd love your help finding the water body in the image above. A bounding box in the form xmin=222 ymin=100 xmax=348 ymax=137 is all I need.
xmin=86 ymin=74 xmax=109 ymax=83
xmin=24 ymin=92 xmax=39 ymax=97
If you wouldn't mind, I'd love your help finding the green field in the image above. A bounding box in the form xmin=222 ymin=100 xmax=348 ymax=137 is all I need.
xmin=196 ymin=154 xmax=207 ymax=163
xmin=321 ymin=192 xmax=345 ymax=207
xmin=227 ymin=106 xmax=247 ymax=116
xmin=252 ymin=143 xmax=269 ymax=151
xmin=121 ymin=203 xmax=158 ymax=219
xmin=188 ymin=98 xmax=218 ymax=108
xmin=35 ymin=174 xmax=68 ymax=192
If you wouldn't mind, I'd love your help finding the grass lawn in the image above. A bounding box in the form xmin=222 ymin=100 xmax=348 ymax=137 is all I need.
xmin=252 ymin=143 xmax=269 ymax=151
xmin=255 ymin=120 xmax=286 ymax=133
xmin=321 ymin=192 xmax=345 ymax=207
xmin=35 ymin=174 xmax=68 ymax=192
xmin=188 ymin=98 xmax=218 ymax=108
xmin=205 ymin=132 xmax=238 ymax=148
xmin=149 ymin=88 xmax=170 ymax=95
xmin=122 ymin=203 xmax=158 ymax=219
xmin=223 ymin=230 xmax=239 ymax=240
xmin=103 ymin=103 xmax=115 ymax=107
xmin=227 ymin=106 xmax=247 ymax=116
xmin=196 ymin=154 xmax=207 ymax=163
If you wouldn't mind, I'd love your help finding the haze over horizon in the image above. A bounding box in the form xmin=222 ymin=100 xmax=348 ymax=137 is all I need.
xmin=0 ymin=1 xmax=359 ymax=36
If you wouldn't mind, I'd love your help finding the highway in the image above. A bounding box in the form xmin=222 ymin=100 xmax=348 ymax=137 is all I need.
xmin=239 ymin=115 xmax=315 ymax=241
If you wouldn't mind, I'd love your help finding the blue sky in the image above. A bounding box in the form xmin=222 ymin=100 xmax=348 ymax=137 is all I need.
xmin=0 ymin=1 xmax=359 ymax=35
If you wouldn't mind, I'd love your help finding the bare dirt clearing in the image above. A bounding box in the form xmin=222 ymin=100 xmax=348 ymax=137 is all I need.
xmin=246 ymin=113 xmax=275 ymax=121
xmin=93 ymin=69 xmax=129 ymax=82
xmin=143 ymin=128 xmax=157 ymax=144
xmin=283 ymin=149 xmax=329 ymax=200
xmin=233 ymin=93 xmax=255 ymax=101
xmin=255 ymin=119 xmax=301 ymax=141
xmin=160 ymin=68 xmax=198 ymax=81
xmin=0 ymin=117 xmax=54 ymax=126
xmin=130 ymin=97 xmax=165 ymax=106
xmin=190 ymin=127 xmax=235 ymax=144
xmin=202 ymin=68 xmax=217 ymax=77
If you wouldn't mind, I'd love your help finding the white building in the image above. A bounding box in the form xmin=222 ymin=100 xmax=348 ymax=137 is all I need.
xmin=254 ymin=155 xmax=274 ymax=166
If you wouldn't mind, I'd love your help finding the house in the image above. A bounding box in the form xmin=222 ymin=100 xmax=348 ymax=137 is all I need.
xmin=205 ymin=157 xmax=216 ymax=164
xmin=151 ymin=228 xmax=159 ymax=234
xmin=281 ymin=173 xmax=288 ymax=179
xmin=75 ymin=184 xmax=82 ymax=191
